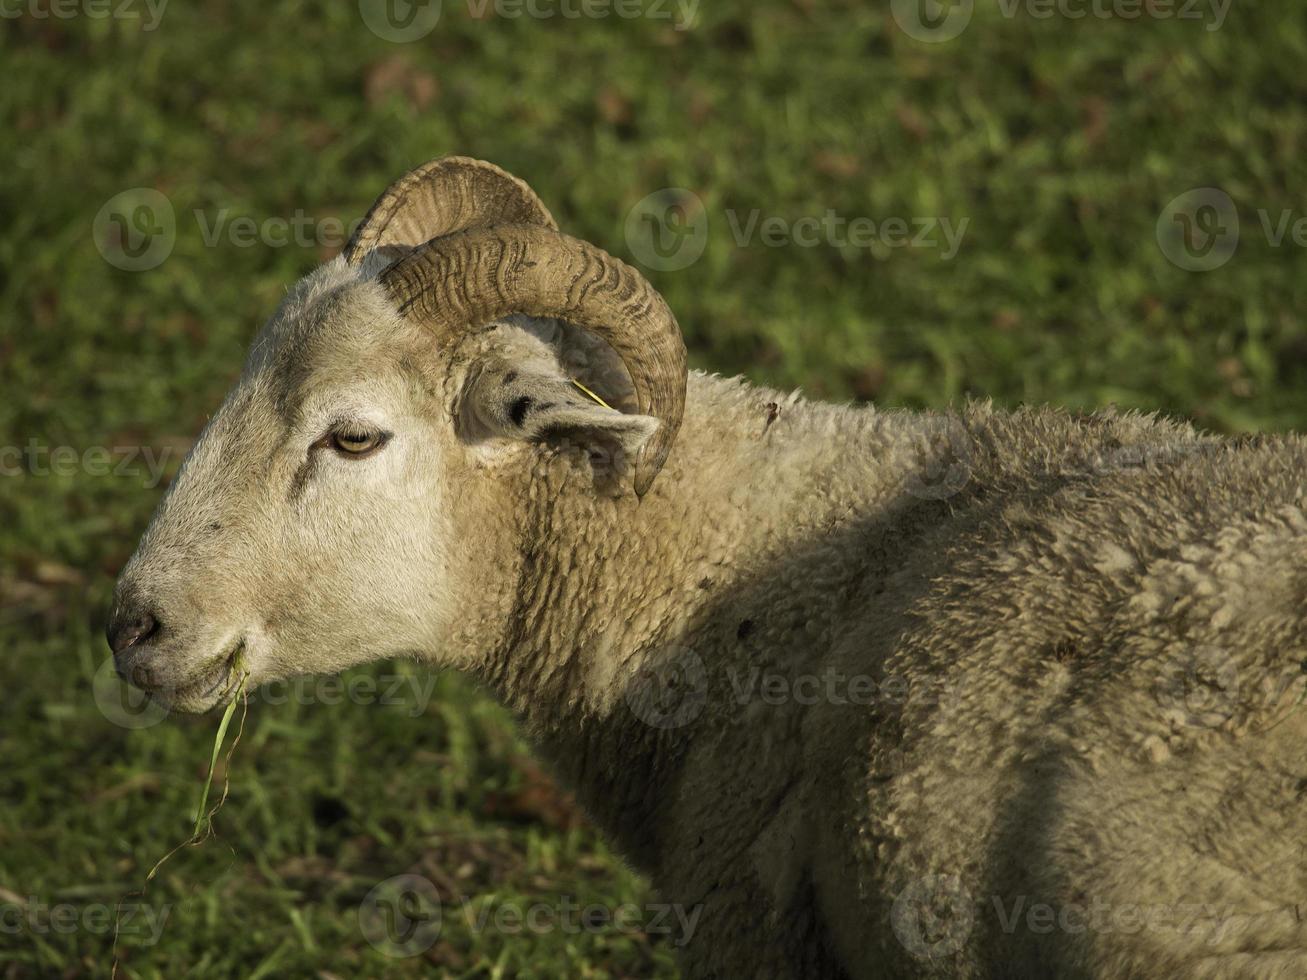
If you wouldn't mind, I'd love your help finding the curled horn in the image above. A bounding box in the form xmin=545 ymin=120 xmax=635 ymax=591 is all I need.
xmin=343 ymin=156 xmax=557 ymax=265
xmin=379 ymin=223 xmax=687 ymax=497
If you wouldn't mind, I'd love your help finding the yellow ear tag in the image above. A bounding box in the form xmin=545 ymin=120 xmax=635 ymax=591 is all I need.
xmin=570 ymin=378 xmax=613 ymax=410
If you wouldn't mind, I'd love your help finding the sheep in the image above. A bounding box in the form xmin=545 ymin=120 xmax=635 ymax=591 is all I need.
xmin=107 ymin=156 xmax=1307 ymax=979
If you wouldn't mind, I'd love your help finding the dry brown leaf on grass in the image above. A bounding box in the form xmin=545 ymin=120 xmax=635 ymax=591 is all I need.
xmin=86 ymin=773 xmax=162 ymax=805
xmin=811 ymin=149 xmax=861 ymax=180
xmin=895 ymin=103 xmax=929 ymax=141
xmin=597 ymin=87 xmax=633 ymax=126
xmin=481 ymin=757 xmax=586 ymax=831
xmin=363 ymin=56 xmax=440 ymax=111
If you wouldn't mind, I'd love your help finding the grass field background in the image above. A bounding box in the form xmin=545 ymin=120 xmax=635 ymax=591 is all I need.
xmin=3 ymin=1 xmax=1306 ymax=976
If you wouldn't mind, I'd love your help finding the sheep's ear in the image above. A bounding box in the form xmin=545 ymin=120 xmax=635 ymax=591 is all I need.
xmin=460 ymin=360 xmax=659 ymax=462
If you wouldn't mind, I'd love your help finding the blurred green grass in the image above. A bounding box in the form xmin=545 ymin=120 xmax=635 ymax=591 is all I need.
xmin=3 ymin=1 xmax=1307 ymax=976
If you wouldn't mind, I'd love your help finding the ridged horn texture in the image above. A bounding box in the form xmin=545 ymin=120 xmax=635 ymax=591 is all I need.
xmin=379 ymin=224 xmax=688 ymax=497
xmin=343 ymin=156 xmax=558 ymax=265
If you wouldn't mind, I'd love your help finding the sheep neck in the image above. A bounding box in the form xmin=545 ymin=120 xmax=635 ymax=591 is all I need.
xmin=471 ymin=374 xmax=920 ymax=868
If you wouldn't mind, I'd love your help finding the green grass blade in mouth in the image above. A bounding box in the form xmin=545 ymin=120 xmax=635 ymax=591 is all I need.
xmin=191 ymin=659 xmax=248 ymax=838
xmin=111 ymin=658 xmax=251 ymax=978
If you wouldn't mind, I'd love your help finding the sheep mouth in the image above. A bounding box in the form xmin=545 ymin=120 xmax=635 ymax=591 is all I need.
xmin=163 ymin=638 xmax=247 ymax=712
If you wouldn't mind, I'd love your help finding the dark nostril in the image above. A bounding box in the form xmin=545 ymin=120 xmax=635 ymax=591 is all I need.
xmin=106 ymin=610 xmax=161 ymax=657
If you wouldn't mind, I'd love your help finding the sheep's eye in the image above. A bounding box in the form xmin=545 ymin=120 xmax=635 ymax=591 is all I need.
xmin=330 ymin=428 xmax=387 ymax=457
